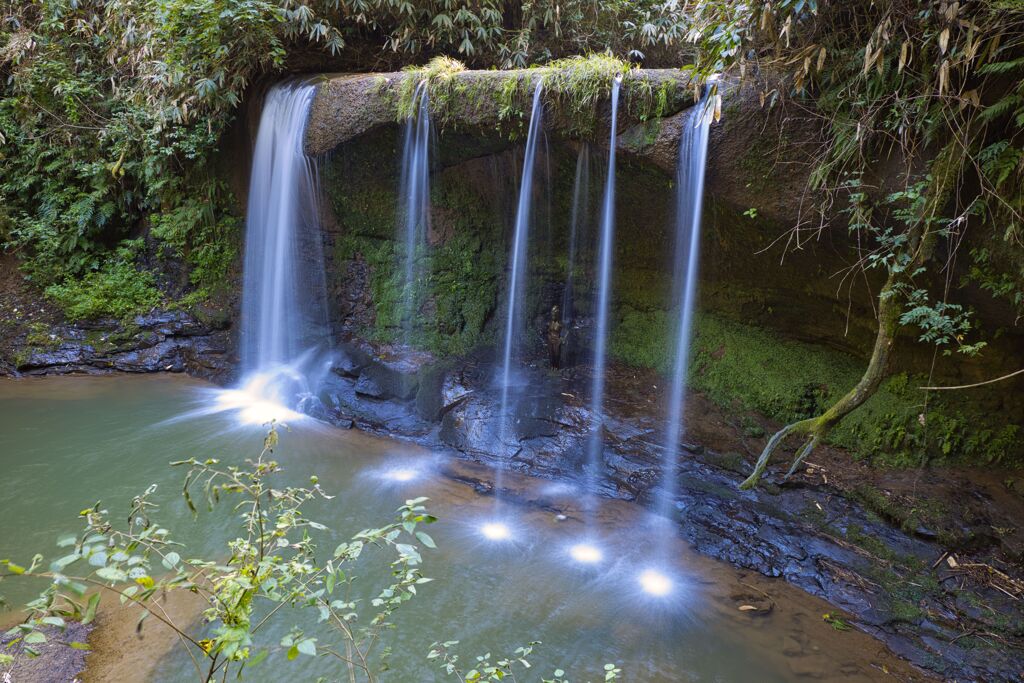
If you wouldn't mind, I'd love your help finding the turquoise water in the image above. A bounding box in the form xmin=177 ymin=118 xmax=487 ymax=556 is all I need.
xmin=1 ymin=375 xmax=909 ymax=681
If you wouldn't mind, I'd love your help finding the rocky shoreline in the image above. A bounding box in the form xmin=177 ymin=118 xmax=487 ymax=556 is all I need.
xmin=2 ymin=323 xmax=1023 ymax=681
xmin=0 ymin=309 xmax=233 ymax=382
xmin=315 ymin=339 xmax=1024 ymax=682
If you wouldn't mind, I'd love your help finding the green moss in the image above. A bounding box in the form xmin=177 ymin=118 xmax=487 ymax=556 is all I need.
xmin=393 ymin=55 xmax=686 ymax=140
xmin=396 ymin=56 xmax=468 ymax=121
xmin=24 ymin=322 xmax=59 ymax=349
xmin=610 ymin=308 xmax=1023 ymax=468
xmin=847 ymin=484 xmax=972 ymax=548
xmin=325 ymin=144 xmax=503 ymax=355
xmin=540 ymin=54 xmax=631 ymax=136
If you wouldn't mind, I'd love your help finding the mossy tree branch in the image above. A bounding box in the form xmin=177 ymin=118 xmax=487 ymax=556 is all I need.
xmin=740 ymin=143 xmax=961 ymax=490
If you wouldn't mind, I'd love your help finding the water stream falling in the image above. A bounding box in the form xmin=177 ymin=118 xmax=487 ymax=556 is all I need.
xmin=233 ymin=81 xmax=329 ymax=419
xmin=655 ymin=94 xmax=712 ymax=520
xmin=398 ymin=81 xmax=432 ymax=340
xmin=584 ymin=78 xmax=622 ymax=502
xmin=562 ymin=143 xmax=591 ymax=323
xmin=495 ymin=85 xmax=546 ymax=457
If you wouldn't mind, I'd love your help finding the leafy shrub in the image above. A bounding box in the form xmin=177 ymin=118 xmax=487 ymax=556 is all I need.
xmin=44 ymin=248 xmax=162 ymax=321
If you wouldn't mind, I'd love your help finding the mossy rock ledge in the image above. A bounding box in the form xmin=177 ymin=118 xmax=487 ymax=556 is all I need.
xmin=305 ymin=68 xmax=698 ymax=156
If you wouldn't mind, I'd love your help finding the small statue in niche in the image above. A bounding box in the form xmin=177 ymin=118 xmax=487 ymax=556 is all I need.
xmin=546 ymin=305 xmax=565 ymax=368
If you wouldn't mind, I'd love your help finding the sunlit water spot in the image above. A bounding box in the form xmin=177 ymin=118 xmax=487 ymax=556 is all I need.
xmin=387 ymin=467 xmax=418 ymax=482
xmin=480 ymin=521 xmax=512 ymax=541
xmin=158 ymin=355 xmax=329 ymax=429
xmin=213 ymin=388 xmax=306 ymax=426
xmin=568 ymin=542 xmax=603 ymax=564
xmin=638 ymin=569 xmax=674 ymax=597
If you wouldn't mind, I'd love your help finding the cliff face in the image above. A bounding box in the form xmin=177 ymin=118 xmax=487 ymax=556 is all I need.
xmin=309 ymin=70 xmax=1024 ymax=468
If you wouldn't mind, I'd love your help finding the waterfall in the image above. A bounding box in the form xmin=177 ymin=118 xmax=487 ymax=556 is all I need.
xmin=398 ymin=81 xmax=432 ymax=340
xmin=656 ymin=95 xmax=712 ymax=518
xmin=496 ymin=84 xmax=545 ymax=453
xmin=562 ymin=143 xmax=590 ymax=323
xmin=234 ymin=81 xmax=329 ymax=416
xmin=585 ymin=78 xmax=622 ymax=487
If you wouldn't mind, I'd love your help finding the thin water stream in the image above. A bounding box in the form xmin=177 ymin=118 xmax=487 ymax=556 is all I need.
xmin=0 ymin=375 xmax=924 ymax=682
xmin=496 ymin=85 xmax=546 ymax=472
xmin=398 ymin=80 xmax=432 ymax=339
xmin=657 ymin=95 xmax=712 ymax=522
xmin=585 ymin=78 xmax=622 ymax=517
xmin=562 ymin=143 xmax=590 ymax=323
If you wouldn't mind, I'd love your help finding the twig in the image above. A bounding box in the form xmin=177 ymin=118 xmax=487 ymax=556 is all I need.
xmin=919 ymin=368 xmax=1024 ymax=391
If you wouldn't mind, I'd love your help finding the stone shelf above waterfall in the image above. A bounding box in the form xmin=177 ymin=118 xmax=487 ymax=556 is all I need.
xmin=304 ymin=68 xmax=702 ymax=157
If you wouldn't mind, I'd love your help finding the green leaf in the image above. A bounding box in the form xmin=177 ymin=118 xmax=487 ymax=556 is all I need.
xmin=96 ymin=566 xmax=127 ymax=582
xmin=415 ymin=531 xmax=436 ymax=549
xmin=70 ymin=641 xmax=91 ymax=650
xmin=247 ymin=649 xmax=269 ymax=668
xmin=83 ymin=593 xmax=101 ymax=624
xmin=24 ymin=631 xmax=47 ymax=645
xmin=161 ymin=552 xmax=180 ymax=569
xmin=297 ymin=639 xmax=317 ymax=657
xmin=51 ymin=553 xmax=81 ymax=572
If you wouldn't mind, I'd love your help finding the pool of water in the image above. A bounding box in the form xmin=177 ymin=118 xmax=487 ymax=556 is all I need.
xmin=0 ymin=375 xmax=921 ymax=681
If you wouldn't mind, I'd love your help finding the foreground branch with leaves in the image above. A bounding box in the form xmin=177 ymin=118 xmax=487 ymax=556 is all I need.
xmin=1 ymin=423 xmax=435 ymax=680
xmin=1 ymin=425 xmax=620 ymax=681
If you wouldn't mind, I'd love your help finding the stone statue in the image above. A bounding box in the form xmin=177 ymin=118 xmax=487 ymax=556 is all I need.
xmin=546 ymin=305 xmax=564 ymax=368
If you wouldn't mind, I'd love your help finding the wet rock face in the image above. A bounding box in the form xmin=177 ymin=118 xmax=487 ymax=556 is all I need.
xmin=1 ymin=309 xmax=233 ymax=381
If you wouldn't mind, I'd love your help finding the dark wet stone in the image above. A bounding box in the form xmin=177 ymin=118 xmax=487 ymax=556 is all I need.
xmin=1 ymin=621 xmax=92 ymax=682
xmin=354 ymin=371 xmax=385 ymax=397
xmin=22 ymin=345 xmax=89 ymax=368
xmin=331 ymin=345 xmax=369 ymax=377
xmin=352 ymin=357 xmax=420 ymax=401
xmin=416 ymin=363 xmax=447 ymax=421
xmin=3 ymin=307 xmax=233 ymax=381
xmin=134 ymin=309 xmax=209 ymax=336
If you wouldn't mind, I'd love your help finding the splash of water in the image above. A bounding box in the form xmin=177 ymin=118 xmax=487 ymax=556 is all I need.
xmin=398 ymin=81 xmax=432 ymax=340
xmin=656 ymin=94 xmax=712 ymax=519
xmin=584 ymin=77 xmax=622 ymax=502
xmin=232 ymin=81 xmax=329 ymax=423
xmin=562 ymin=143 xmax=591 ymax=323
xmin=496 ymin=85 xmax=545 ymax=459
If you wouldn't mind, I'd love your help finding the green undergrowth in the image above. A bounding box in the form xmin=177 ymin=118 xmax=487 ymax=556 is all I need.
xmin=42 ymin=243 xmax=163 ymax=321
xmin=149 ymin=179 xmax=241 ymax=301
xmin=610 ymin=308 xmax=1022 ymax=468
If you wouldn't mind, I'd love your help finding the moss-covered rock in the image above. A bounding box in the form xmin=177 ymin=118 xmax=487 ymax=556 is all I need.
xmin=322 ymin=127 xmax=509 ymax=356
xmin=306 ymin=62 xmax=695 ymax=156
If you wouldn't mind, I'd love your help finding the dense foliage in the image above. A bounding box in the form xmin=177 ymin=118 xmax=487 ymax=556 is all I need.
xmin=0 ymin=0 xmax=700 ymax=320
